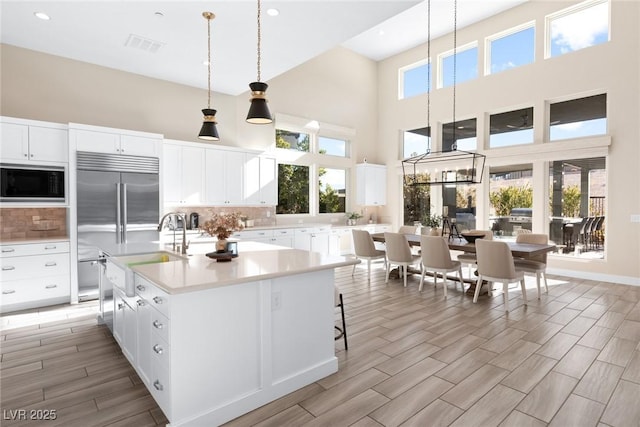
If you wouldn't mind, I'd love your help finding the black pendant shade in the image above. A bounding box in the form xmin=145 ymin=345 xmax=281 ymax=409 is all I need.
xmin=198 ymin=108 xmax=220 ymax=141
xmin=246 ymin=81 xmax=273 ymax=124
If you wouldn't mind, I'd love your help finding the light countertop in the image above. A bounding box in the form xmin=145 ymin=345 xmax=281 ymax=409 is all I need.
xmin=1 ymin=237 xmax=70 ymax=245
xmin=119 ymin=241 xmax=359 ymax=295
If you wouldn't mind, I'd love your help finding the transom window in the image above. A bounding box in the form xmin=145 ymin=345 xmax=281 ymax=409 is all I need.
xmin=489 ymin=107 xmax=534 ymax=148
xmin=403 ymin=127 xmax=431 ymax=159
xmin=550 ymin=94 xmax=607 ymax=141
xmin=546 ymin=0 xmax=609 ymax=58
xmin=399 ymin=59 xmax=430 ymax=100
xmin=486 ymin=23 xmax=535 ymax=75
xmin=318 ymin=136 xmax=348 ymax=157
xmin=439 ymin=43 xmax=478 ymax=88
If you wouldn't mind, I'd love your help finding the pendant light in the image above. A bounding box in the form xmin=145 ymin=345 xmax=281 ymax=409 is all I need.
xmin=198 ymin=11 xmax=220 ymax=141
xmin=401 ymin=0 xmax=486 ymax=186
xmin=246 ymin=0 xmax=273 ymax=124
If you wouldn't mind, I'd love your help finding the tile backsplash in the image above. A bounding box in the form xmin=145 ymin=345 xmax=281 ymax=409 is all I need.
xmin=0 ymin=208 xmax=68 ymax=240
xmin=164 ymin=206 xmax=276 ymax=229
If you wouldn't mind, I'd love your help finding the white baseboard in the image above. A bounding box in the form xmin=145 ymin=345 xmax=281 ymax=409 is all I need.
xmin=547 ymin=268 xmax=640 ymax=286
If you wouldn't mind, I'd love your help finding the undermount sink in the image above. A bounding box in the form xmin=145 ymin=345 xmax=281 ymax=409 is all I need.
xmin=120 ymin=251 xmax=185 ymax=267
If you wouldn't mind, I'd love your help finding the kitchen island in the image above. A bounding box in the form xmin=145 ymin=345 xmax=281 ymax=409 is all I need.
xmin=107 ymin=242 xmax=358 ymax=426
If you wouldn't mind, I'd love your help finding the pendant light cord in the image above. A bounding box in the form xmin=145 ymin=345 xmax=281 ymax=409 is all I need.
xmin=256 ymin=0 xmax=262 ymax=82
xmin=426 ymin=0 xmax=431 ymax=153
xmin=452 ymin=0 xmax=457 ymax=150
xmin=206 ymin=13 xmax=212 ymax=109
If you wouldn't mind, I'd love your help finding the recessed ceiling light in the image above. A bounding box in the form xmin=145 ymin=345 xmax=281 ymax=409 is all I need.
xmin=266 ymin=8 xmax=279 ymax=17
xmin=34 ymin=12 xmax=50 ymax=20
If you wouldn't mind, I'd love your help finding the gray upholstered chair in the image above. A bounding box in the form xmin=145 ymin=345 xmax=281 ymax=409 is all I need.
xmin=457 ymin=229 xmax=493 ymax=277
xmin=419 ymin=236 xmax=465 ymax=297
xmin=514 ymin=233 xmax=549 ymax=298
xmin=474 ymin=239 xmax=527 ymax=313
xmin=351 ymin=229 xmax=386 ymax=282
xmin=398 ymin=225 xmax=417 ymax=234
xmin=384 ymin=232 xmax=421 ymax=288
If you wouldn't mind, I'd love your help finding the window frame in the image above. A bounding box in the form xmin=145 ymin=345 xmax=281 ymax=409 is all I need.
xmin=437 ymin=41 xmax=479 ymax=89
xmin=485 ymin=21 xmax=536 ymax=76
xmin=398 ymin=58 xmax=431 ymax=100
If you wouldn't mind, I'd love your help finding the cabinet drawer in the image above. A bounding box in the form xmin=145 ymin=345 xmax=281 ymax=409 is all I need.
xmin=234 ymin=229 xmax=272 ymax=240
xmin=1 ymin=253 xmax=69 ymax=281
xmin=1 ymin=275 xmax=70 ymax=306
xmin=150 ymin=363 xmax=171 ymax=418
xmin=150 ymin=332 xmax=171 ymax=369
xmin=148 ymin=287 xmax=170 ymax=319
xmin=106 ymin=259 xmax=127 ymax=292
xmin=150 ymin=311 xmax=170 ymax=344
xmin=273 ymin=229 xmax=293 ymax=237
xmin=1 ymin=241 xmax=69 ymax=258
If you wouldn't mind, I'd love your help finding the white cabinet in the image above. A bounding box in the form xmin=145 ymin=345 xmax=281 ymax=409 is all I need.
xmin=231 ymin=228 xmax=294 ymax=248
xmin=205 ymin=148 xmax=245 ymax=205
xmin=74 ymin=128 xmax=160 ymax=157
xmin=0 ymin=240 xmax=71 ymax=312
xmin=244 ymin=154 xmax=277 ymax=205
xmin=294 ymin=226 xmax=330 ymax=254
xmin=356 ymin=163 xmax=386 ymax=206
xmin=113 ymin=287 xmax=137 ymax=364
xmin=1 ymin=121 xmax=68 ymax=163
xmin=163 ymin=143 xmax=205 ymax=205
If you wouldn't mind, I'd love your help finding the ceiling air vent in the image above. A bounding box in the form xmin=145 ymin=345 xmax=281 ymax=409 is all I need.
xmin=124 ymin=34 xmax=164 ymax=54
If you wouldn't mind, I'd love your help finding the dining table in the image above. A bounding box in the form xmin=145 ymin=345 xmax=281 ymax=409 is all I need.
xmin=369 ymin=233 xmax=557 ymax=295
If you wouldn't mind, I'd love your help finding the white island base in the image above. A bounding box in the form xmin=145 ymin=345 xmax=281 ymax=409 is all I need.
xmin=110 ymin=244 xmax=352 ymax=427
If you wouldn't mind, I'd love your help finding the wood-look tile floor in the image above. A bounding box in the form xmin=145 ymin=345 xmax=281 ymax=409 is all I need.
xmin=2 ymin=265 xmax=640 ymax=426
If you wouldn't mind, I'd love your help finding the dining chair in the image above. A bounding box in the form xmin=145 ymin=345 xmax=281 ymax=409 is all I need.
xmin=474 ymin=239 xmax=527 ymax=313
xmin=334 ymin=285 xmax=348 ymax=350
xmin=419 ymin=236 xmax=464 ymax=297
xmin=351 ymin=229 xmax=387 ymax=282
xmin=457 ymin=229 xmax=493 ymax=277
xmin=513 ymin=233 xmax=549 ymax=299
xmin=398 ymin=225 xmax=417 ymax=234
xmin=384 ymin=232 xmax=421 ymax=288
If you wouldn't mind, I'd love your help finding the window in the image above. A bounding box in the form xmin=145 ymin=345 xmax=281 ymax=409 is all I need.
xmin=399 ymin=60 xmax=430 ymax=99
xmin=275 ymin=129 xmax=310 ymax=152
xmin=318 ymin=136 xmax=347 ymax=157
xmin=486 ymin=24 xmax=535 ymax=75
xmin=547 ymin=0 xmax=609 ymax=58
xmin=489 ymin=165 xmax=534 ymax=237
xmin=439 ymin=43 xmax=478 ymax=88
xmin=277 ymin=163 xmax=309 ymax=214
xmin=443 ymin=118 xmax=476 ymax=151
xmin=403 ymin=174 xmax=432 ymax=226
xmin=489 ymin=107 xmax=534 ymax=148
xmin=403 ymin=127 xmax=430 ymax=159
xmin=549 ymin=157 xmax=606 ymax=259
xmin=319 ymin=168 xmax=346 ymax=213
xmin=550 ymin=94 xmax=606 ymax=141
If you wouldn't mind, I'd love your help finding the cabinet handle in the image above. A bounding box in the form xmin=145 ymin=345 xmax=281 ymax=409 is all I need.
xmin=153 ymin=344 xmax=164 ymax=354
xmin=45 ymin=262 xmax=57 ymax=267
xmin=45 ymin=284 xmax=58 ymax=289
xmin=137 ymin=285 xmax=146 ymax=292
xmin=2 ymin=290 xmax=16 ymax=295
xmin=153 ymin=296 xmax=163 ymax=305
xmin=30 ymin=154 xmax=34 ymax=158
xmin=136 ymin=299 xmax=146 ymax=307
xmin=44 ymin=245 xmax=57 ymax=250
xmin=24 ymin=153 xmax=28 ymax=157
xmin=2 ymin=266 xmax=15 ymax=271
xmin=117 ymin=303 xmax=125 ymax=310
xmin=1 ymin=248 xmax=15 ymax=253
xmin=153 ymin=320 xmax=164 ymax=329
xmin=153 ymin=380 xmax=164 ymax=391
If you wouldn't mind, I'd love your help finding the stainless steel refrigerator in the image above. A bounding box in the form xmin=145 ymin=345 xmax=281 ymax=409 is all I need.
xmin=76 ymin=151 xmax=160 ymax=328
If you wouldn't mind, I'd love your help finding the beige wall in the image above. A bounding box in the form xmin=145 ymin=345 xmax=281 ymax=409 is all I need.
xmin=376 ymin=0 xmax=640 ymax=283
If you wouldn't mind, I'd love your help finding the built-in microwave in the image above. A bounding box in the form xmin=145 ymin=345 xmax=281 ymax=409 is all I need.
xmin=0 ymin=164 xmax=66 ymax=203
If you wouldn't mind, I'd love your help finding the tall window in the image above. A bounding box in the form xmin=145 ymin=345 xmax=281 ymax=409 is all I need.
xmin=549 ymin=157 xmax=606 ymax=258
xmin=550 ymin=94 xmax=607 ymax=141
xmin=547 ymin=0 xmax=609 ymax=58
xmin=277 ymin=164 xmax=309 ymax=214
xmin=403 ymin=175 xmax=431 ymax=226
xmin=486 ymin=24 xmax=535 ymax=75
xmin=439 ymin=43 xmax=478 ymax=88
xmin=403 ymin=127 xmax=430 ymax=159
xmin=489 ymin=165 xmax=534 ymax=237
xmin=399 ymin=60 xmax=430 ymax=99
xmin=443 ymin=118 xmax=476 ymax=151
xmin=319 ymin=168 xmax=346 ymax=213
xmin=489 ymin=107 xmax=534 ymax=148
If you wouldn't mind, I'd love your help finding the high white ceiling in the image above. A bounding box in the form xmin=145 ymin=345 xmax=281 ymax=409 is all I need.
xmin=1 ymin=1 xmax=528 ymax=96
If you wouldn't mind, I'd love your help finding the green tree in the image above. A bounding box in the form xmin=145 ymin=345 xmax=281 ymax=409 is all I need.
xmin=489 ymin=185 xmax=533 ymax=216
xmin=562 ymin=185 xmax=581 ymax=217
xmin=403 ymin=173 xmax=431 ymax=225
xmin=276 ymin=131 xmax=310 ymax=214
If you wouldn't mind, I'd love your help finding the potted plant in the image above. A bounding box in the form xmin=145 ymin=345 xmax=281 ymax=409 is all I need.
xmin=422 ymin=214 xmax=442 ymax=236
xmin=345 ymin=212 xmax=363 ymax=226
xmin=201 ymin=211 xmax=244 ymax=252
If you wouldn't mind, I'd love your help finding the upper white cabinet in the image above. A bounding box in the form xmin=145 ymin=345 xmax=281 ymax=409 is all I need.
xmin=1 ymin=120 xmax=68 ymax=163
xmin=356 ymin=163 xmax=386 ymax=206
xmin=205 ymin=148 xmax=245 ymax=205
xmin=163 ymin=143 xmax=205 ymax=205
xmin=243 ymin=154 xmax=277 ymax=206
xmin=74 ymin=128 xmax=160 ymax=158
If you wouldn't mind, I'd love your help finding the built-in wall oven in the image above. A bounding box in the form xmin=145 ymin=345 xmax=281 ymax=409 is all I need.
xmin=0 ymin=164 xmax=66 ymax=203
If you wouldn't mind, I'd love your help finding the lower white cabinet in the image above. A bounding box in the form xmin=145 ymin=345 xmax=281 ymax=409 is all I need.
xmin=294 ymin=227 xmax=330 ymax=254
xmin=231 ymin=228 xmax=295 ymax=248
xmin=0 ymin=240 xmax=71 ymax=312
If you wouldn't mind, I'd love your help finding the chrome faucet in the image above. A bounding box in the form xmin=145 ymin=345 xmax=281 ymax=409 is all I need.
xmin=158 ymin=212 xmax=189 ymax=255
